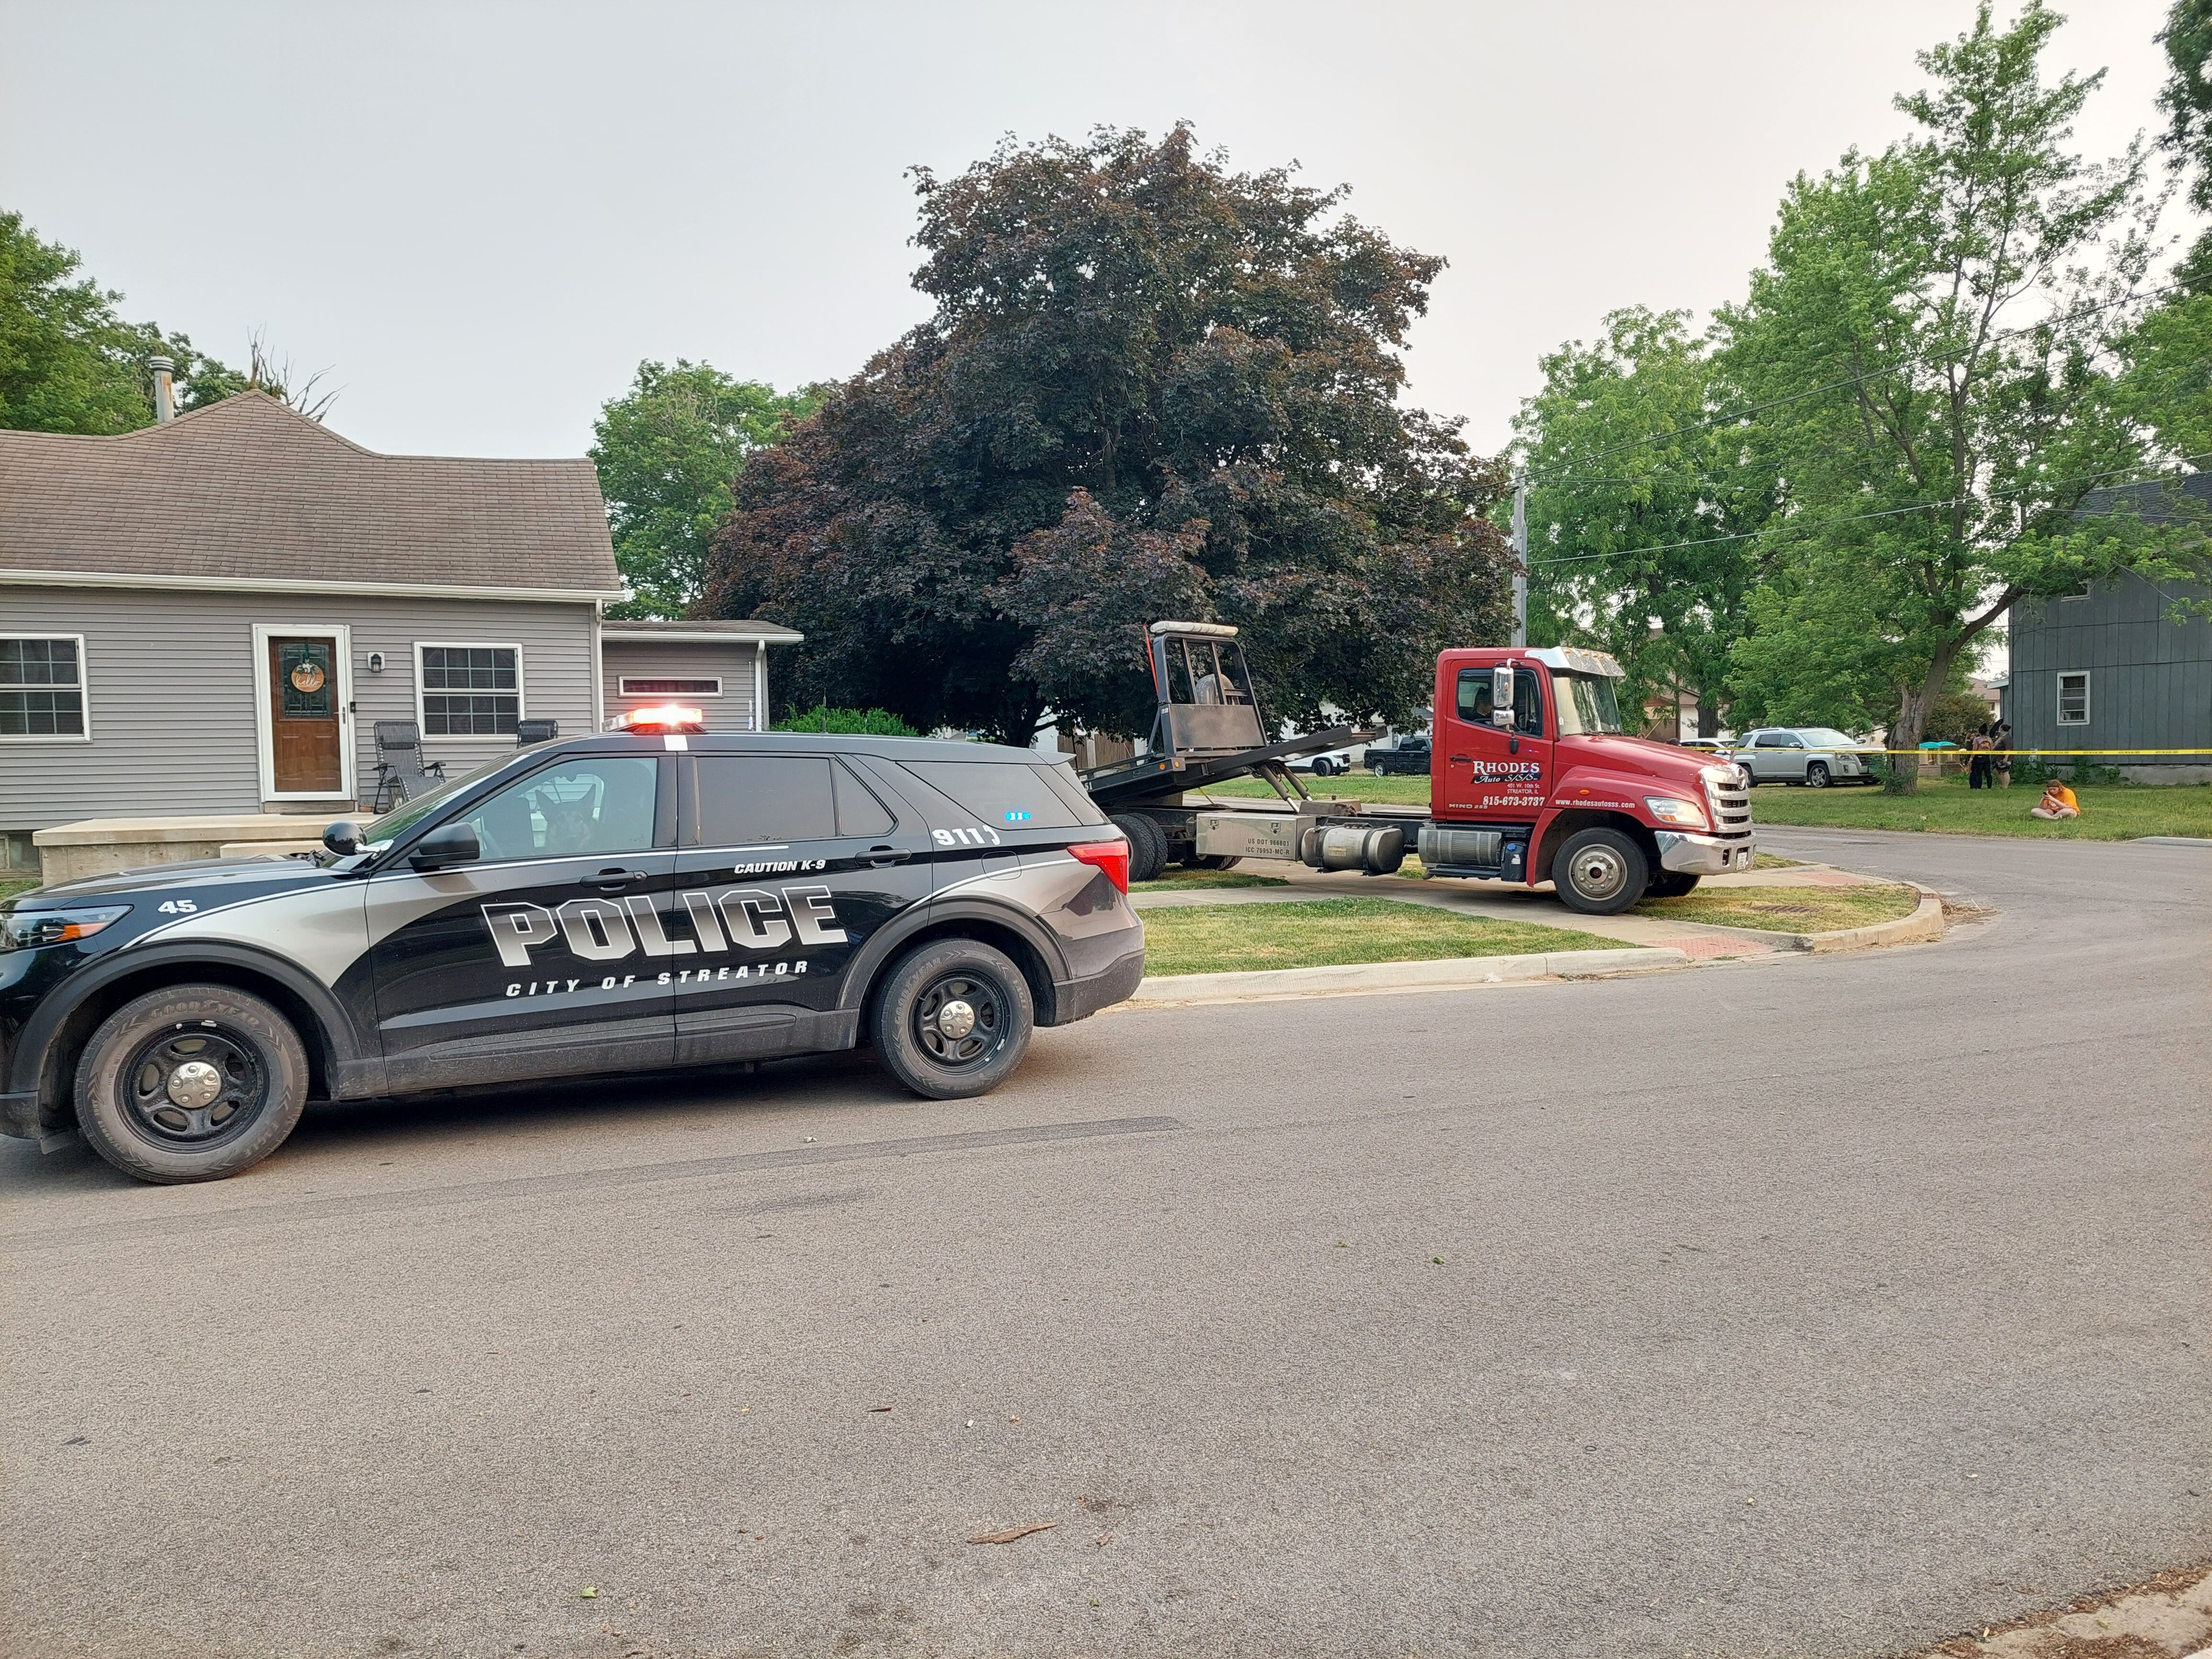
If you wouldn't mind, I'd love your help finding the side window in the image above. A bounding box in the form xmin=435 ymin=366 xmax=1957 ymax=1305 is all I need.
xmin=1456 ymin=668 xmax=1493 ymax=725
xmin=1512 ymin=673 xmax=1542 ymax=736
xmin=2057 ymin=671 xmax=2089 ymax=725
xmin=833 ymin=761 xmax=896 ymax=837
xmin=899 ymin=761 xmax=1089 ymax=828
xmin=1455 ymin=668 xmax=1541 ymax=734
xmin=457 ymin=757 xmax=658 ymax=862
xmin=693 ymin=756 xmax=838 ymax=845
xmin=1756 ymin=732 xmax=1789 ymax=748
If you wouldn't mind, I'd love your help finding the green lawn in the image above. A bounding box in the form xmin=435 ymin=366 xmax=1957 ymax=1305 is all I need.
xmin=1210 ymin=771 xmax=2212 ymax=841
xmin=1138 ymin=896 xmax=1614 ymax=976
xmin=0 ymin=877 xmax=36 ymax=901
xmin=1207 ymin=774 xmax=1433 ymax=806
xmin=1635 ymin=882 xmax=1921 ymax=933
xmin=1130 ymin=868 xmax=1290 ymax=892
xmin=1742 ymin=776 xmax=2212 ymax=840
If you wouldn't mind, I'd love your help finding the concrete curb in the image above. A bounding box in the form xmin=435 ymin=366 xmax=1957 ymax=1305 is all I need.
xmin=1675 ymin=885 xmax=1948 ymax=954
xmin=1128 ymin=946 xmax=1690 ymax=1006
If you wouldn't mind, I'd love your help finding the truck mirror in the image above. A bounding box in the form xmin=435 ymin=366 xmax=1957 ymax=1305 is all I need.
xmin=1491 ymin=662 xmax=1515 ymax=728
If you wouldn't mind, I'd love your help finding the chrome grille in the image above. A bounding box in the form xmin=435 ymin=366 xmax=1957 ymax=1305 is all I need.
xmin=1705 ymin=773 xmax=1753 ymax=841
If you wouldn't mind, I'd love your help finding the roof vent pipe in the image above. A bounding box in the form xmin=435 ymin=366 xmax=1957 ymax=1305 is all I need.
xmin=150 ymin=355 xmax=175 ymax=423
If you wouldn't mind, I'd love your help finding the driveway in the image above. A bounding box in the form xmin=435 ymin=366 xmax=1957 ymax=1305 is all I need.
xmin=2 ymin=829 xmax=2206 ymax=1657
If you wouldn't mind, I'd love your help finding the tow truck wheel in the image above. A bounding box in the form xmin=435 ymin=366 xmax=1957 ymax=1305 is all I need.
xmin=1111 ymin=815 xmax=1167 ymax=884
xmin=1192 ymin=854 xmax=1241 ymax=872
xmin=1552 ymin=827 xmax=1649 ymax=916
xmin=871 ymin=939 xmax=1035 ymax=1100
xmin=1644 ymin=871 xmax=1701 ymax=899
xmin=74 ymin=984 xmax=310 ymax=1184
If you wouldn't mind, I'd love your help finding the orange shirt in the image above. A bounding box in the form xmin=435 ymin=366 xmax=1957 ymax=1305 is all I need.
xmin=2043 ymin=784 xmax=2079 ymax=812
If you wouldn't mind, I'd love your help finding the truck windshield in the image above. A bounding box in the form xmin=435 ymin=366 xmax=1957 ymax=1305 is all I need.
xmin=1554 ymin=673 xmax=1626 ymax=736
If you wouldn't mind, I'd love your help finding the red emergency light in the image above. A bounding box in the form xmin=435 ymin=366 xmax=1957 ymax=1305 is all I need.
xmin=615 ymin=704 xmax=706 ymax=733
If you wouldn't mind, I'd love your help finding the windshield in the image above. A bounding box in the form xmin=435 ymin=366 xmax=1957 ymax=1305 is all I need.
xmin=359 ymin=753 xmax=517 ymax=848
xmin=1797 ymin=728 xmax=1858 ymax=750
xmin=1553 ymin=672 xmax=1625 ymax=736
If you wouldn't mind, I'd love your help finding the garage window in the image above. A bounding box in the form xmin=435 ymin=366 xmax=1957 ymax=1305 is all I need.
xmin=2056 ymin=671 xmax=2090 ymax=726
xmin=419 ymin=643 xmax=522 ymax=736
xmin=0 ymin=635 xmax=88 ymax=739
xmin=619 ymin=676 xmax=721 ymax=697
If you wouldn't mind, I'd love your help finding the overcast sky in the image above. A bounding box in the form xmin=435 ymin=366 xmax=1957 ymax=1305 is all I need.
xmin=0 ymin=1 xmax=2188 ymax=461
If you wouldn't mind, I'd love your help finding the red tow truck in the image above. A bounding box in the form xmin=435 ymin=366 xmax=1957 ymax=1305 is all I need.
xmin=1083 ymin=626 xmax=1755 ymax=914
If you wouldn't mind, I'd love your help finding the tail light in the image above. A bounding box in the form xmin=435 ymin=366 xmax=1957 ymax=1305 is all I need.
xmin=1066 ymin=839 xmax=1130 ymax=894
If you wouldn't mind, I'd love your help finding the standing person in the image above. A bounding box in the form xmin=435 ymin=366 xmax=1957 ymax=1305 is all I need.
xmin=1968 ymin=725 xmax=1993 ymax=788
xmin=1992 ymin=719 xmax=2014 ymax=788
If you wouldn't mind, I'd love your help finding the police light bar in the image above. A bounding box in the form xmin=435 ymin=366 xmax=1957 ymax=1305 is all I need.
xmin=615 ymin=704 xmax=706 ymax=732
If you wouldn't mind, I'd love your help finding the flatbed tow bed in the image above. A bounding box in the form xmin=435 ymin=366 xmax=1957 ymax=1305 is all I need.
xmin=1077 ymin=622 xmax=1754 ymax=911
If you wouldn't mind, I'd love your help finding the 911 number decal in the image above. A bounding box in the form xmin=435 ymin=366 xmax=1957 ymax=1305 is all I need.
xmin=932 ymin=825 xmax=1003 ymax=847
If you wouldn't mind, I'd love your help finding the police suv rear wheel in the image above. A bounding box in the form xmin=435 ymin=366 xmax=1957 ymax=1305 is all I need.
xmin=872 ymin=940 xmax=1034 ymax=1100
xmin=75 ymin=984 xmax=310 ymax=1184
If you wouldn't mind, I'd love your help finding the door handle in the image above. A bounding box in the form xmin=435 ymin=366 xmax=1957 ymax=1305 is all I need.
xmin=867 ymin=847 xmax=911 ymax=867
xmin=1449 ymin=755 xmax=1471 ymax=764
xmin=590 ymin=866 xmax=651 ymax=889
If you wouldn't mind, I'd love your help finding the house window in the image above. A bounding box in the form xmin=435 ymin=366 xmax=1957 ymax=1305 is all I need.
xmin=619 ymin=676 xmax=721 ymax=697
xmin=2056 ymin=671 xmax=2090 ymax=726
xmin=0 ymin=635 xmax=88 ymax=739
xmin=418 ymin=643 xmax=522 ymax=736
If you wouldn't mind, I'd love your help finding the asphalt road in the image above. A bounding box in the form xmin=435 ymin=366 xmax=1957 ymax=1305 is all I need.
xmin=3 ymin=828 xmax=2207 ymax=1659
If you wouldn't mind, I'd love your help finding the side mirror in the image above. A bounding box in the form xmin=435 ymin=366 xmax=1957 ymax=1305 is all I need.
xmin=1491 ymin=662 xmax=1515 ymax=728
xmin=321 ymin=820 xmax=363 ymax=857
xmin=408 ymin=820 xmax=481 ymax=872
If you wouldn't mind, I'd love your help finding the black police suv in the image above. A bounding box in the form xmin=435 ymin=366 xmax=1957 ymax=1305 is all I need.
xmin=0 ymin=722 xmax=1145 ymax=1184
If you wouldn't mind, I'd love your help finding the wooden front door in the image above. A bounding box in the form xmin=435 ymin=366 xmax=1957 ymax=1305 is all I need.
xmin=268 ymin=635 xmax=343 ymax=794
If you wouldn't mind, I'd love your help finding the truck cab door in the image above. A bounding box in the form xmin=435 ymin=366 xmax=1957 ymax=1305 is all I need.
xmin=1441 ymin=662 xmax=1552 ymax=818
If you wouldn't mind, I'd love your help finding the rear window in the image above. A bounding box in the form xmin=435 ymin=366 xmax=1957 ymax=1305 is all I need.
xmin=900 ymin=760 xmax=1102 ymax=830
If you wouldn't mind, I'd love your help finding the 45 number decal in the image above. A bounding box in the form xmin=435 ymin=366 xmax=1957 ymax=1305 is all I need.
xmin=156 ymin=899 xmax=199 ymax=914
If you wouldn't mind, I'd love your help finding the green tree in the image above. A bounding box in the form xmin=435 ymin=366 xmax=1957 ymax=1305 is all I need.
xmin=2157 ymin=0 xmax=2212 ymax=284
xmin=0 ymin=210 xmax=241 ymax=433
xmin=1718 ymin=1 xmax=2190 ymax=791
xmin=589 ymin=361 xmax=823 ymax=620
xmin=704 ymin=126 xmax=1511 ymax=745
xmin=1515 ymin=308 xmax=1773 ymax=736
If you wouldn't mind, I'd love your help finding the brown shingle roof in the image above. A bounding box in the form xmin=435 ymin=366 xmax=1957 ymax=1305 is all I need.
xmin=0 ymin=392 xmax=623 ymax=597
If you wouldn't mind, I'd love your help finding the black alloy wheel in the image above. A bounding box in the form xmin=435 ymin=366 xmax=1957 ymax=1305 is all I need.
xmin=871 ymin=939 xmax=1036 ymax=1100
xmin=911 ymin=969 xmax=1008 ymax=1069
xmin=74 ymin=984 xmax=311 ymax=1183
xmin=122 ymin=1025 xmax=268 ymax=1148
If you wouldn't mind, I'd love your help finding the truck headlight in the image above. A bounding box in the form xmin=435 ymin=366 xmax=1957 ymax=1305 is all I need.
xmin=1644 ymin=796 xmax=1708 ymax=828
xmin=0 ymin=903 xmax=129 ymax=951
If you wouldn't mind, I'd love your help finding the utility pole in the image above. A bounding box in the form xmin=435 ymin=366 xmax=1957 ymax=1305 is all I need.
xmin=1509 ymin=473 xmax=1528 ymax=648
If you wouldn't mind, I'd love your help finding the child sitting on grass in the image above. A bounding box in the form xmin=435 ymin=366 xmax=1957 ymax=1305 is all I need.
xmin=2031 ymin=779 xmax=2080 ymax=820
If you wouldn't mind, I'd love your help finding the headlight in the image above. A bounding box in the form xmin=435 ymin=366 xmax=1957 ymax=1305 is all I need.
xmin=1644 ymin=796 xmax=1708 ymax=828
xmin=0 ymin=904 xmax=130 ymax=951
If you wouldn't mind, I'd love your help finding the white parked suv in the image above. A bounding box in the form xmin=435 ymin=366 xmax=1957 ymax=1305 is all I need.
xmin=1732 ymin=727 xmax=1882 ymax=787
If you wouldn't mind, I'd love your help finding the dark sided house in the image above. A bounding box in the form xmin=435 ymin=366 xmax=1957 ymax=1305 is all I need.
xmin=2004 ymin=473 xmax=2212 ymax=784
xmin=0 ymin=392 xmax=800 ymax=870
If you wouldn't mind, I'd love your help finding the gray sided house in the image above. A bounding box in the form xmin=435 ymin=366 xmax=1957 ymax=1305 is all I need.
xmin=0 ymin=393 xmax=800 ymax=869
xmin=2005 ymin=474 xmax=2212 ymax=783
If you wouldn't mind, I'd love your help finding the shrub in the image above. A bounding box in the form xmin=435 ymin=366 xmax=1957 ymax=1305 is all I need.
xmin=774 ymin=704 xmax=920 ymax=737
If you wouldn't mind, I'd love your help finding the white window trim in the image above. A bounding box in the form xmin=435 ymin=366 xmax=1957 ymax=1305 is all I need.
xmin=415 ymin=641 xmax=526 ymax=740
xmin=0 ymin=632 xmax=91 ymax=743
xmin=250 ymin=622 xmax=356 ymax=801
xmin=617 ymin=675 xmax=723 ymax=698
xmin=2056 ymin=669 xmax=2091 ymax=727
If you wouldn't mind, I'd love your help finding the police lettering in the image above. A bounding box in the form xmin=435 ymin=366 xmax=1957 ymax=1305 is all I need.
xmin=481 ymin=882 xmax=848 ymax=968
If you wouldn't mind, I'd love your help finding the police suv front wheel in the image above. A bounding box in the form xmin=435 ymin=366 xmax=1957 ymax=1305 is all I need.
xmin=871 ymin=940 xmax=1034 ymax=1100
xmin=75 ymin=984 xmax=310 ymax=1184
